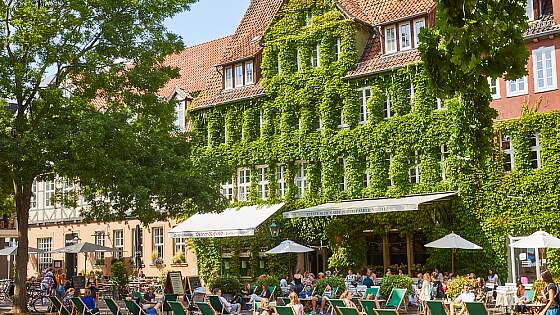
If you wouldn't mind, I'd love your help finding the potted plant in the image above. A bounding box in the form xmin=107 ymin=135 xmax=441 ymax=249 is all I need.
xmin=151 ymin=251 xmax=165 ymax=268
xmin=208 ymin=275 xmax=242 ymax=300
xmin=172 ymin=251 xmax=187 ymax=265
xmin=110 ymin=260 xmax=129 ymax=299
xmin=380 ymin=274 xmax=414 ymax=303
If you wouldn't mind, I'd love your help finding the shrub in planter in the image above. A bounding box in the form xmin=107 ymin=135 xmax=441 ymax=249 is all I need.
xmin=379 ymin=275 xmax=413 ymax=299
xmin=315 ymin=276 xmax=346 ymax=295
xmin=110 ymin=260 xmax=129 ymax=299
xmin=254 ymin=275 xmax=279 ymax=291
xmin=208 ymin=275 xmax=242 ymax=295
xmin=446 ymin=276 xmax=475 ymax=299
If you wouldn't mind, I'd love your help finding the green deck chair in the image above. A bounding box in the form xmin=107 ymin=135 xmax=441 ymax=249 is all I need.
xmin=71 ymin=297 xmax=95 ymax=315
xmin=373 ymin=309 xmax=399 ymax=315
xmin=465 ymin=301 xmax=489 ymax=315
xmin=359 ymin=300 xmax=378 ymax=315
xmin=125 ymin=299 xmax=147 ymax=315
xmin=426 ymin=300 xmax=449 ymax=315
xmin=337 ymin=306 xmax=361 ymax=315
xmin=268 ymin=286 xmax=277 ymax=299
xmin=208 ymin=295 xmax=225 ymax=314
xmin=384 ymin=288 xmax=407 ymax=310
xmin=275 ymin=305 xmax=296 ymax=315
xmin=332 ymin=288 xmax=339 ymax=298
xmin=168 ymin=301 xmax=188 ymax=315
xmin=363 ymin=287 xmax=380 ymax=299
xmin=104 ymin=297 xmax=124 ymax=315
xmin=163 ymin=294 xmax=178 ymax=313
xmin=132 ymin=291 xmax=145 ymax=303
xmin=328 ymin=299 xmax=346 ymax=315
xmin=197 ymin=301 xmax=218 ymax=315
xmin=49 ymin=296 xmax=71 ymax=315
xmin=280 ymin=297 xmax=291 ymax=305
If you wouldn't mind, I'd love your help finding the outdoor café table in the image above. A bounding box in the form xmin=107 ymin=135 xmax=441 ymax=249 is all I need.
xmin=526 ymin=303 xmax=545 ymax=315
xmin=495 ymin=288 xmax=515 ymax=312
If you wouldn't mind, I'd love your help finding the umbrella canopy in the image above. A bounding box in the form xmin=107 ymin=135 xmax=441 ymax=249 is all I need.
xmin=510 ymin=231 xmax=560 ymax=249
xmin=49 ymin=242 xmax=115 ymax=254
xmin=265 ymin=240 xmax=314 ymax=254
xmin=0 ymin=246 xmax=42 ymax=256
xmin=425 ymin=232 xmax=482 ymax=250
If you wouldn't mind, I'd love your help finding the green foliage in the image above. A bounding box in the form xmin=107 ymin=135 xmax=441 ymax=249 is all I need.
xmin=207 ymin=275 xmax=242 ymax=295
xmin=255 ymin=275 xmax=280 ymax=290
xmin=109 ymin=260 xmax=129 ymax=296
xmin=315 ymin=276 xmax=345 ymax=295
xmin=379 ymin=275 xmax=414 ymax=298
xmin=446 ymin=276 xmax=475 ymax=299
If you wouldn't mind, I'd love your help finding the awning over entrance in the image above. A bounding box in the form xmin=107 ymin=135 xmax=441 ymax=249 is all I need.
xmin=169 ymin=203 xmax=285 ymax=238
xmin=282 ymin=192 xmax=456 ymax=219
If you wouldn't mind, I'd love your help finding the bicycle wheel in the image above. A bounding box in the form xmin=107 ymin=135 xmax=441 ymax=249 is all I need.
xmin=30 ymin=295 xmax=51 ymax=313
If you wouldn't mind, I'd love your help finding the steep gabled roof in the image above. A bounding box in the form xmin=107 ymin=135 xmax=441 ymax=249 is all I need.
xmin=219 ymin=0 xmax=284 ymax=65
xmin=337 ymin=0 xmax=436 ymax=26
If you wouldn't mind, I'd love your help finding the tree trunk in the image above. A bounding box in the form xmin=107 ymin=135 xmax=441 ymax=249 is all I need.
xmin=12 ymin=181 xmax=31 ymax=314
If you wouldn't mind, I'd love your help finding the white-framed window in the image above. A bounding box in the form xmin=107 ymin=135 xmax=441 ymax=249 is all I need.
xmin=337 ymin=157 xmax=346 ymax=191
xmin=259 ymin=109 xmax=264 ymax=132
xmin=436 ymin=98 xmax=445 ymax=110
xmin=335 ymin=38 xmax=341 ymax=60
xmin=44 ymin=180 xmax=55 ymax=208
xmin=399 ymin=22 xmax=411 ymax=51
xmin=385 ymin=26 xmax=397 ymax=54
xmin=364 ymin=157 xmax=370 ymax=188
xmin=62 ymin=178 xmax=74 ymax=202
xmin=37 ymin=237 xmax=52 ymax=272
xmin=383 ymin=93 xmax=392 ymax=119
xmin=386 ymin=154 xmax=393 ymax=187
xmin=532 ymin=46 xmax=557 ymax=93
xmin=257 ymin=166 xmax=269 ymax=199
xmin=245 ymin=61 xmax=254 ymax=85
xmin=174 ymin=101 xmax=185 ymax=130
xmin=235 ymin=63 xmax=244 ymax=88
xmin=506 ymin=76 xmax=528 ymax=97
xmin=488 ymin=77 xmax=501 ymax=99
xmin=295 ymin=162 xmax=308 ymax=198
xmin=220 ymin=177 xmax=234 ymax=201
xmin=501 ymin=135 xmax=514 ymax=172
xmin=311 ymin=44 xmax=320 ymax=68
xmin=94 ymin=231 xmax=105 ymax=261
xmin=237 ymin=168 xmax=251 ymax=201
xmin=409 ymin=150 xmax=420 ymax=184
xmin=277 ymin=55 xmax=282 ymax=73
xmin=224 ymin=66 xmax=233 ymax=89
xmin=305 ymin=10 xmax=312 ymax=26
xmin=297 ymin=48 xmax=302 ymax=71
xmin=276 ymin=164 xmax=286 ymax=198
xmin=440 ymin=144 xmax=449 ymax=180
xmin=526 ymin=0 xmax=534 ymax=21
xmin=408 ymin=84 xmax=415 ymax=103
xmin=31 ymin=180 xmax=37 ymax=209
xmin=113 ymin=229 xmax=124 ymax=259
xmin=132 ymin=227 xmax=143 ymax=262
xmin=358 ymin=87 xmax=371 ymax=124
xmin=173 ymin=236 xmax=186 ymax=257
xmin=337 ymin=107 xmax=346 ymax=128
xmin=152 ymin=227 xmax=164 ymax=259
xmin=414 ymin=18 xmax=425 ymax=48
xmin=529 ymin=133 xmax=541 ymax=169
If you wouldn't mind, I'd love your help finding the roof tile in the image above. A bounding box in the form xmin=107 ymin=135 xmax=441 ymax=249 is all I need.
xmin=337 ymin=0 xmax=435 ymax=25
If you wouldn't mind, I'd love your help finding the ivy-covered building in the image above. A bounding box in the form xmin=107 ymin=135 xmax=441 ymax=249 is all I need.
xmin=163 ymin=0 xmax=560 ymax=282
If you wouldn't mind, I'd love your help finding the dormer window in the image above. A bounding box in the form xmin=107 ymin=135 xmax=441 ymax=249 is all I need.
xmin=414 ymin=18 xmax=425 ymax=47
xmin=385 ymin=26 xmax=397 ymax=54
xmin=399 ymin=22 xmax=411 ymax=50
xmin=223 ymin=59 xmax=254 ymax=90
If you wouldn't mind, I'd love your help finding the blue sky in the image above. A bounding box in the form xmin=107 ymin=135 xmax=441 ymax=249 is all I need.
xmin=165 ymin=0 xmax=251 ymax=47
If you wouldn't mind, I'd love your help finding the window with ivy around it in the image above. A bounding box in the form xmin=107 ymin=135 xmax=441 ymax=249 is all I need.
xmin=295 ymin=162 xmax=308 ymax=198
xmin=409 ymin=151 xmax=420 ymax=184
xmin=257 ymin=166 xmax=269 ymax=199
xmin=358 ymin=87 xmax=371 ymax=124
xmin=501 ymin=135 xmax=514 ymax=171
xmin=408 ymin=84 xmax=415 ymax=104
xmin=237 ymin=168 xmax=251 ymax=201
xmin=220 ymin=177 xmax=234 ymax=201
xmin=383 ymin=93 xmax=392 ymax=119
xmin=386 ymin=154 xmax=393 ymax=187
xmin=529 ymin=133 xmax=541 ymax=169
xmin=335 ymin=38 xmax=341 ymax=60
xmin=311 ymin=44 xmax=320 ymax=68
xmin=337 ymin=157 xmax=346 ymax=191
xmin=440 ymin=144 xmax=449 ymax=180
xmin=276 ymin=165 xmax=286 ymax=198
xmin=488 ymin=77 xmax=500 ymax=99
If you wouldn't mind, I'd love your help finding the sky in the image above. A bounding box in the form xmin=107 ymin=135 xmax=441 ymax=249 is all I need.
xmin=165 ymin=0 xmax=251 ymax=47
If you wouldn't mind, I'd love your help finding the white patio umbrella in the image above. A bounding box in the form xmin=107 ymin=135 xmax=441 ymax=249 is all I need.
xmin=49 ymin=242 xmax=115 ymax=274
xmin=425 ymin=232 xmax=482 ymax=274
xmin=509 ymin=231 xmax=560 ymax=278
xmin=0 ymin=246 xmax=42 ymax=279
xmin=266 ymin=240 xmax=314 ymax=275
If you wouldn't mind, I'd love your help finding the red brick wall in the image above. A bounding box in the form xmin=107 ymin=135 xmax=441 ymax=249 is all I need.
xmin=491 ymin=37 xmax=560 ymax=120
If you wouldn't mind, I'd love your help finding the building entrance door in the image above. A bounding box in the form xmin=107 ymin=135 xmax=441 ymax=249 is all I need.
xmin=65 ymin=233 xmax=78 ymax=278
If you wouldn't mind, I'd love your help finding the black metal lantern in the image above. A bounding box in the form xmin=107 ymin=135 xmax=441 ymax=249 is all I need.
xmin=269 ymin=221 xmax=280 ymax=238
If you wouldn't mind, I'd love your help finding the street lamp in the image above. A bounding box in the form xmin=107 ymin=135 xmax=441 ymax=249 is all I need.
xmin=269 ymin=221 xmax=280 ymax=238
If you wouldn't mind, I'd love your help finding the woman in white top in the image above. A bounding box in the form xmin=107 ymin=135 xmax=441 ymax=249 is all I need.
xmin=288 ymin=292 xmax=305 ymax=315
xmin=419 ymin=273 xmax=433 ymax=315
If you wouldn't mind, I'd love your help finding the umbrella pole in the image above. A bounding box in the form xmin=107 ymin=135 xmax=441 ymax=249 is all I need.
xmin=452 ymin=249 xmax=456 ymax=274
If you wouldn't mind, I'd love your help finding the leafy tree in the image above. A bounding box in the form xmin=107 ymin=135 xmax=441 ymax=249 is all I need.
xmin=0 ymin=0 xmax=228 ymax=312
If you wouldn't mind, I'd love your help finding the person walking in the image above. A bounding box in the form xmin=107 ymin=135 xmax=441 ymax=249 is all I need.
xmin=539 ymin=271 xmax=560 ymax=315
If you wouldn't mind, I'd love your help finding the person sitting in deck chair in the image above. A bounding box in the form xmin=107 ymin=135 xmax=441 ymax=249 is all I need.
xmin=214 ymin=288 xmax=241 ymax=314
